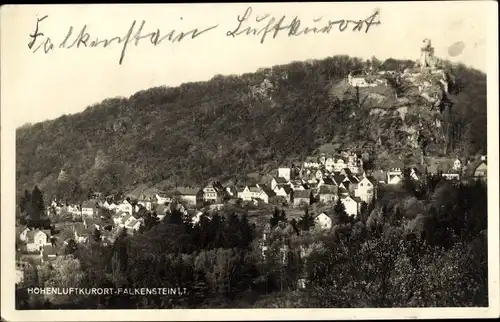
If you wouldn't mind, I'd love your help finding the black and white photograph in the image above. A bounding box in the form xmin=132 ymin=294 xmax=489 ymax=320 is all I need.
xmin=1 ymin=2 xmax=499 ymax=321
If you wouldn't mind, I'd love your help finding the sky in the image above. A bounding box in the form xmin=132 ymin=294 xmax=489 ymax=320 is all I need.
xmin=1 ymin=2 xmax=496 ymax=128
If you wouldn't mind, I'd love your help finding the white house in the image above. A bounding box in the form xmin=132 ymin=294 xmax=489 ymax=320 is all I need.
xmin=341 ymin=196 xmax=362 ymax=217
xmin=40 ymin=245 xmax=57 ymax=263
xmin=453 ymin=158 xmax=462 ymax=171
xmin=81 ymin=200 xmax=98 ymax=217
xmin=19 ymin=227 xmax=30 ymax=242
xmin=107 ymin=202 xmax=118 ymax=212
xmin=67 ymin=204 xmax=81 ymax=216
xmin=273 ymin=184 xmax=293 ymax=203
xmin=442 ymin=170 xmax=460 ymax=181
xmin=73 ymin=223 xmax=90 ymax=244
xmin=387 ymin=167 xmax=403 ymax=185
xmin=190 ymin=210 xmax=207 ymax=225
xmin=278 ymin=167 xmax=291 ymax=181
xmin=303 ymin=157 xmax=320 ymax=169
xmin=325 ymin=158 xmax=335 ymax=172
xmin=333 ymin=159 xmax=347 ymax=172
xmin=117 ymin=200 xmax=133 ymax=216
xmin=155 ymin=193 xmax=172 ymax=205
xmin=120 ymin=214 xmax=141 ymax=231
xmin=137 ymin=200 xmax=152 ymax=211
xmin=314 ymin=213 xmax=333 ymax=230
xmin=25 ymin=230 xmax=52 ymax=252
xmin=238 ymin=185 xmax=262 ymax=201
xmin=355 ymin=176 xmax=376 ymax=203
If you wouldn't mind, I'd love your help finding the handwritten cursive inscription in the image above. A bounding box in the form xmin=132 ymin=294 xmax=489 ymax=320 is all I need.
xmin=28 ymin=7 xmax=381 ymax=65
xmin=28 ymin=16 xmax=219 ymax=65
xmin=226 ymin=7 xmax=381 ymax=44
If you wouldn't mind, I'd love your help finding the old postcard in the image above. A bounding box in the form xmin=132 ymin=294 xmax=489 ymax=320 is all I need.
xmin=1 ymin=1 xmax=499 ymax=321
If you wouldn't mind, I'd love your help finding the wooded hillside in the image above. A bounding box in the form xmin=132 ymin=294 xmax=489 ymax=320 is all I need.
xmin=16 ymin=55 xmax=487 ymax=202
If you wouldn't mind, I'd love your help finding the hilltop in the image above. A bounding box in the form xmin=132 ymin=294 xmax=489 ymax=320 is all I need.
xmin=16 ymin=55 xmax=486 ymax=202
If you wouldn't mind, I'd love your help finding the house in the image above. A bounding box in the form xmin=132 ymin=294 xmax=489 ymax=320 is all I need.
xmin=67 ymin=204 xmax=81 ymax=216
xmin=137 ymin=196 xmax=153 ymax=211
xmin=18 ymin=226 xmax=30 ymax=242
xmin=119 ymin=213 xmax=141 ymax=231
xmin=317 ymin=185 xmax=338 ymax=204
xmin=332 ymin=174 xmax=347 ymax=186
xmin=442 ymin=169 xmax=461 ymax=181
xmin=26 ymin=230 xmax=52 ymax=252
xmin=409 ymin=166 xmax=425 ymax=181
xmin=117 ymin=200 xmax=133 ymax=216
xmin=271 ymin=177 xmax=290 ymax=190
xmin=273 ymin=184 xmax=293 ymax=203
xmin=81 ymin=200 xmax=98 ymax=217
xmin=342 ymin=172 xmax=359 ymax=193
xmin=293 ymin=190 xmax=311 ymax=207
xmin=346 ymin=153 xmax=362 ymax=173
xmin=452 ymin=158 xmax=462 ymax=171
xmin=278 ymin=167 xmax=291 ymax=181
xmin=338 ymin=186 xmax=350 ymax=197
xmin=313 ymin=212 xmax=333 ymax=230
xmin=238 ymin=184 xmax=262 ymax=201
xmin=325 ymin=158 xmax=335 ymax=172
xmin=73 ymin=223 xmax=90 ymax=243
xmin=40 ymin=245 xmax=57 ymax=263
xmin=318 ymin=176 xmax=336 ymax=187
xmin=303 ymin=156 xmax=320 ymax=169
xmin=189 ymin=210 xmax=207 ymax=225
xmin=155 ymin=193 xmax=172 ymax=205
xmin=355 ymin=176 xmax=376 ymax=203
xmin=387 ymin=168 xmax=403 ymax=185
xmin=290 ymin=180 xmax=306 ymax=191
xmin=341 ymin=195 xmax=362 ymax=217
xmin=258 ymin=184 xmax=277 ymax=204
xmin=107 ymin=202 xmax=118 ymax=212
xmin=202 ymin=182 xmax=225 ymax=204
xmin=174 ymin=187 xmax=202 ymax=206
xmin=473 ymin=160 xmax=487 ymax=181
xmin=333 ymin=159 xmax=347 ymax=172
xmin=83 ymin=217 xmax=102 ymax=231
xmin=340 ymin=168 xmax=359 ymax=182
xmin=318 ymin=153 xmax=327 ymax=165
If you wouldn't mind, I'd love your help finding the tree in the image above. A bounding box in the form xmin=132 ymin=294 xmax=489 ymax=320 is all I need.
xmin=64 ymin=239 xmax=78 ymax=255
xmin=19 ymin=189 xmax=31 ymax=214
xmin=140 ymin=212 xmax=159 ymax=233
xmin=43 ymin=255 xmax=85 ymax=305
xmin=24 ymin=186 xmax=51 ymax=229
xmin=31 ymin=186 xmax=45 ymax=214
xmin=384 ymin=74 xmax=408 ymax=98
xmin=270 ymin=207 xmax=287 ymax=228
xmin=297 ymin=210 xmax=315 ymax=231
xmin=333 ymin=198 xmax=349 ymax=225
xmin=92 ymin=228 xmax=101 ymax=242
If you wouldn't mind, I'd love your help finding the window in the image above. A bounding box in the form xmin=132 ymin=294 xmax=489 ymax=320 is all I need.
xmin=360 ymin=183 xmax=363 ymax=187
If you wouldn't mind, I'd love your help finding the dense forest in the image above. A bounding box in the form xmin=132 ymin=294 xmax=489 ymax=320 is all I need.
xmin=16 ymin=174 xmax=488 ymax=308
xmin=16 ymin=55 xmax=487 ymax=202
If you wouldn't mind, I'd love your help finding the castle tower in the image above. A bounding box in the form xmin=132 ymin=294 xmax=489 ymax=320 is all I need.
xmin=420 ymin=38 xmax=435 ymax=69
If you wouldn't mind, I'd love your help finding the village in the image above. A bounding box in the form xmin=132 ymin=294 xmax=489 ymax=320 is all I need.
xmin=15 ymin=146 xmax=487 ymax=283
xmin=14 ymin=38 xmax=488 ymax=286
